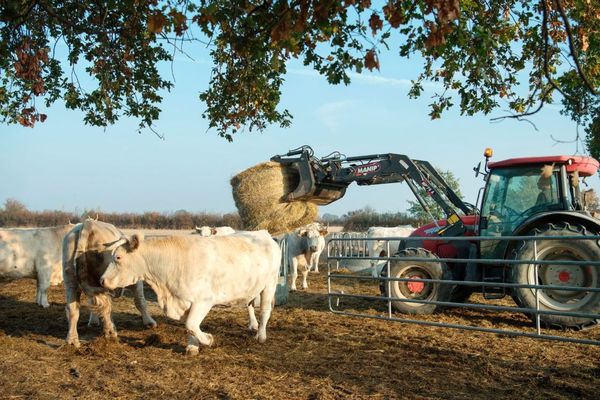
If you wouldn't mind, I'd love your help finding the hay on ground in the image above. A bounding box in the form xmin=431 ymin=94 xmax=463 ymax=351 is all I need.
xmin=231 ymin=161 xmax=318 ymax=235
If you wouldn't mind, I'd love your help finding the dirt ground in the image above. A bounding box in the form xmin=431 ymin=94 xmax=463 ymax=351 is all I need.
xmin=1 ymin=269 xmax=599 ymax=400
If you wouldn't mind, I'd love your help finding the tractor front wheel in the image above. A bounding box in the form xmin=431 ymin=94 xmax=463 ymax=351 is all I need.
xmin=381 ymin=248 xmax=453 ymax=314
xmin=511 ymin=223 xmax=600 ymax=329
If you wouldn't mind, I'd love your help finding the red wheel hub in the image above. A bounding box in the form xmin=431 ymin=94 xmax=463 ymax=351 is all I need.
xmin=407 ymin=277 xmax=425 ymax=293
xmin=558 ymin=271 xmax=570 ymax=283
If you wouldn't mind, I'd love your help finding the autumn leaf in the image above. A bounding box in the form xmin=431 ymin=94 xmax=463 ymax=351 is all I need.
xmin=578 ymin=28 xmax=589 ymax=52
xmin=364 ymin=50 xmax=379 ymax=71
xmin=170 ymin=10 xmax=187 ymax=36
xmin=383 ymin=2 xmax=404 ymax=28
xmin=369 ymin=13 xmax=383 ymax=35
xmin=424 ymin=23 xmax=445 ymax=50
xmin=148 ymin=12 xmax=167 ymax=34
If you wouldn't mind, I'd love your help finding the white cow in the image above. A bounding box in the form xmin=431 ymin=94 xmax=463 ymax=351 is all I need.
xmin=296 ymin=223 xmax=328 ymax=274
xmin=285 ymin=224 xmax=328 ymax=290
xmin=0 ymin=225 xmax=73 ymax=307
xmin=311 ymin=235 xmax=326 ymax=273
xmin=100 ymin=230 xmax=281 ymax=354
xmin=367 ymin=225 xmax=415 ymax=277
xmin=63 ymin=219 xmax=156 ymax=347
xmin=194 ymin=226 xmax=236 ymax=237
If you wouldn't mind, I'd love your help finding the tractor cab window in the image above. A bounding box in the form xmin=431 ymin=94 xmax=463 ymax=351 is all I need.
xmin=479 ymin=166 xmax=561 ymax=260
xmin=481 ymin=166 xmax=561 ymax=237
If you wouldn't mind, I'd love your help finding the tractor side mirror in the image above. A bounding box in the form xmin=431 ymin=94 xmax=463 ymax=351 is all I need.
xmin=473 ymin=161 xmax=482 ymax=177
xmin=473 ymin=161 xmax=487 ymax=179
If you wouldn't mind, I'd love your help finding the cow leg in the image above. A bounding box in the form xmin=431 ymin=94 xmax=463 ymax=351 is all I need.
xmin=290 ymin=257 xmax=298 ymax=291
xmin=247 ymin=298 xmax=259 ymax=333
xmin=301 ymin=264 xmax=309 ymax=290
xmin=65 ymin=286 xmax=82 ymax=347
xmin=371 ymin=262 xmax=379 ymax=278
xmin=132 ymin=281 xmax=157 ymax=328
xmin=255 ymin=285 xmax=276 ymax=343
xmin=311 ymin=252 xmax=320 ymax=273
xmin=35 ymin=263 xmax=51 ymax=308
xmin=94 ymin=293 xmax=117 ymax=339
xmin=185 ymin=302 xmax=214 ymax=355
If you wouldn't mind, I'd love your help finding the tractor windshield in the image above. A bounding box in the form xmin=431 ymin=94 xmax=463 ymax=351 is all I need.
xmin=480 ymin=166 xmax=562 ymax=257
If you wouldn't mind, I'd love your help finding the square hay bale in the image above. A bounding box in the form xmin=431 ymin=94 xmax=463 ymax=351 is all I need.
xmin=231 ymin=162 xmax=318 ymax=235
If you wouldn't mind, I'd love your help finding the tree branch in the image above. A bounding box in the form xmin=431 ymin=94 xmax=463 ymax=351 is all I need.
xmin=554 ymin=0 xmax=598 ymax=95
xmin=541 ymin=0 xmax=576 ymax=103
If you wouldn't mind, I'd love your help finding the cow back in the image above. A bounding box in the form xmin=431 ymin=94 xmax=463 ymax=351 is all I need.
xmin=1 ymin=225 xmax=72 ymax=282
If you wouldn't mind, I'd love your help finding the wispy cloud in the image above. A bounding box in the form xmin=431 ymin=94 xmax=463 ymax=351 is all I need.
xmin=288 ymin=67 xmax=440 ymax=90
xmin=316 ymin=100 xmax=357 ymax=130
xmin=348 ymin=72 xmax=413 ymax=87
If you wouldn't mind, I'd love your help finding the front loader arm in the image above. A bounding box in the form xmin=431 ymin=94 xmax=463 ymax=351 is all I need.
xmin=271 ymin=146 xmax=474 ymax=234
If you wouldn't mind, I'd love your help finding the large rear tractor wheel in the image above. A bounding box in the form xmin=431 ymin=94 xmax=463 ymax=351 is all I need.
xmin=380 ymin=248 xmax=453 ymax=314
xmin=511 ymin=223 xmax=600 ymax=329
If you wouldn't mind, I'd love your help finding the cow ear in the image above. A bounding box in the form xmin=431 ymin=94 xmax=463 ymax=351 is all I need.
xmin=320 ymin=228 xmax=328 ymax=235
xmin=300 ymin=230 xmax=308 ymax=237
xmin=127 ymin=234 xmax=143 ymax=252
xmin=211 ymin=227 xmax=217 ymax=235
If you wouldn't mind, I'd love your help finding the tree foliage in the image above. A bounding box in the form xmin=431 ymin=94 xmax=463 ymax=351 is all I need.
xmin=1 ymin=1 xmax=599 ymax=143
xmin=341 ymin=206 xmax=417 ymax=231
xmin=406 ymin=169 xmax=463 ymax=224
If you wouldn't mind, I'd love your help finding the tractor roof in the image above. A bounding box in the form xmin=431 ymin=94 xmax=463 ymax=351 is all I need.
xmin=488 ymin=155 xmax=599 ymax=177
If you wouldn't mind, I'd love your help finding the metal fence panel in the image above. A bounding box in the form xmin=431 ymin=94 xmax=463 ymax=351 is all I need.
xmin=326 ymin=234 xmax=600 ymax=346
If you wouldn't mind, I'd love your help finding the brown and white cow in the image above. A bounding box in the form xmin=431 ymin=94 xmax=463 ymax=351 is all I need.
xmin=100 ymin=230 xmax=281 ymax=354
xmin=193 ymin=226 xmax=236 ymax=237
xmin=285 ymin=224 xmax=328 ymax=291
xmin=62 ymin=219 xmax=156 ymax=347
xmin=0 ymin=225 xmax=73 ymax=307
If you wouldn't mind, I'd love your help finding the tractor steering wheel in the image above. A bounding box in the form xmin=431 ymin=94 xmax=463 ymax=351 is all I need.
xmin=517 ymin=204 xmax=547 ymax=219
xmin=501 ymin=205 xmax=520 ymax=220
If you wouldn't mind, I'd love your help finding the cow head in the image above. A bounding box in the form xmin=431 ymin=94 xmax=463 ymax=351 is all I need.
xmin=299 ymin=228 xmax=321 ymax=253
xmin=194 ymin=226 xmax=212 ymax=237
xmin=100 ymin=234 xmax=144 ymax=290
xmin=73 ymin=220 xmax=126 ymax=290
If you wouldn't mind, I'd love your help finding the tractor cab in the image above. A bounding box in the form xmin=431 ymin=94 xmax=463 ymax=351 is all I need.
xmin=478 ymin=153 xmax=600 ymax=258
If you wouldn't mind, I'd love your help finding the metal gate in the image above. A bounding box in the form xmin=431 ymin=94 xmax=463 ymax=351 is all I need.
xmin=326 ymin=234 xmax=600 ymax=345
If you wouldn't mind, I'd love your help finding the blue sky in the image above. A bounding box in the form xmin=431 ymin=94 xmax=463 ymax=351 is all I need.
xmin=2 ymin=42 xmax=597 ymax=217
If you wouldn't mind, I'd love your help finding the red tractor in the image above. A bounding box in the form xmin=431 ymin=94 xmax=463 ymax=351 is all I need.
xmin=272 ymin=146 xmax=600 ymax=329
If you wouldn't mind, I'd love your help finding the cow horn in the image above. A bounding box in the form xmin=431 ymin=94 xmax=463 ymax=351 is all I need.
xmin=104 ymin=237 xmax=128 ymax=251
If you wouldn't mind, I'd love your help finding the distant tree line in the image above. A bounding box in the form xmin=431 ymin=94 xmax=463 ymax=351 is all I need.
xmin=0 ymin=199 xmax=422 ymax=231
xmin=323 ymin=206 xmax=418 ymax=232
xmin=0 ymin=199 xmax=242 ymax=230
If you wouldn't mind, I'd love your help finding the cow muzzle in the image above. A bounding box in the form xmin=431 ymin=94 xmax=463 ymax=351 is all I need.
xmin=100 ymin=276 xmax=115 ymax=290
